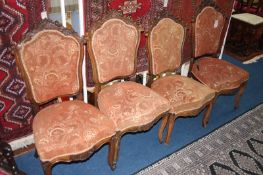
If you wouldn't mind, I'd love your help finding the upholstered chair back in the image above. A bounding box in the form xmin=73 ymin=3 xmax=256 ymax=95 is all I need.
xmin=16 ymin=23 xmax=83 ymax=104
xmin=148 ymin=18 xmax=185 ymax=76
xmin=88 ymin=18 xmax=140 ymax=84
xmin=194 ymin=6 xmax=225 ymax=58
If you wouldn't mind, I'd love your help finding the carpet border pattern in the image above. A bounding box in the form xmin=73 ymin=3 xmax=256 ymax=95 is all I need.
xmin=136 ymin=104 xmax=263 ymax=175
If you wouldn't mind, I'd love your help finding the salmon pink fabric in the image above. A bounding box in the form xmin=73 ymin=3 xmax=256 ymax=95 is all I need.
xmin=151 ymin=75 xmax=215 ymax=114
xmin=19 ymin=30 xmax=81 ymax=103
xmin=33 ymin=100 xmax=116 ymax=162
xmin=98 ymin=81 xmax=170 ymax=131
xmin=192 ymin=58 xmax=249 ymax=92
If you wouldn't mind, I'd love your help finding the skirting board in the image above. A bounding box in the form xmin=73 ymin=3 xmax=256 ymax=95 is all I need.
xmin=9 ymin=134 xmax=34 ymax=151
xmin=243 ymin=54 xmax=263 ymax=64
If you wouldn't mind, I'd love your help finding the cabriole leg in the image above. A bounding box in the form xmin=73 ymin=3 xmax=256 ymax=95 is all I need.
xmin=234 ymin=81 xmax=247 ymax=109
xmin=158 ymin=114 xmax=169 ymax=143
xmin=108 ymin=134 xmax=121 ymax=170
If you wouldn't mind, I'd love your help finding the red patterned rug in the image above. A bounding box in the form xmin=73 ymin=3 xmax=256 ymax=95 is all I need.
xmin=0 ymin=0 xmax=45 ymax=142
xmin=0 ymin=168 xmax=9 ymax=175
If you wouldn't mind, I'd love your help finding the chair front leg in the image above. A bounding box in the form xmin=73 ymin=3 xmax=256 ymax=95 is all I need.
xmin=234 ymin=81 xmax=247 ymax=109
xmin=42 ymin=161 xmax=53 ymax=175
xmin=165 ymin=115 xmax=177 ymax=144
xmin=158 ymin=114 xmax=169 ymax=143
xmin=108 ymin=133 xmax=121 ymax=170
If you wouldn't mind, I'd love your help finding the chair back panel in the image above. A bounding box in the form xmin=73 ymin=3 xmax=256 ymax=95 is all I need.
xmin=90 ymin=18 xmax=139 ymax=84
xmin=194 ymin=6 xmax=225 ymax=58
xmin=149 ymin=18 xmax=184 ymax=75
xmin=18 ymin=30 xmax=81 ymax=104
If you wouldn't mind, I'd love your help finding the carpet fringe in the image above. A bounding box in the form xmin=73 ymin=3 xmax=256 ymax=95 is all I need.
xmin=9 ymin=134 xmax=34 ymax=151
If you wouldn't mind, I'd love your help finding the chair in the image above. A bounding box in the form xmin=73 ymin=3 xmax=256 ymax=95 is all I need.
xmin=191 ymin=6 xmax=249 ymax=109
xmin=0 ymin=140 xmax=25 ymax=175
xmin=85 ymin=12 xmax=170 ymax=168
xmin=147 ymin=18 xmax=216 ymax=144
xmin=14 ymin=19 xmax=116 ymax=175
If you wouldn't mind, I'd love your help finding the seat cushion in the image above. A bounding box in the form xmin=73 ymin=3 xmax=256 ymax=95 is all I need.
xmin=98 ymin=81 xmax=170 ymax=131
xmin=151 ymin=75 xmax=215 ymax=115
xmin=192 ymin=57 xmax=249 ymax=92
xmin=33 ymin=100 xmax=116 ymax=162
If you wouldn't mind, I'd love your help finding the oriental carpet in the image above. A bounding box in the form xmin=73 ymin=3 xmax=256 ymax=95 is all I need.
xmin=136 ymin=104 xmax=263 ymax=175
xmin=0 ymin=0 xmax=46 ymax=142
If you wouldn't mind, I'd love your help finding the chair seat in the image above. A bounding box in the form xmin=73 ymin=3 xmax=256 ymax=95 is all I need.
xmin=98 ymin=81 xmax=170 ymax=131
xmin=151 ymin=75 xmax=215 ymax=115
xmin=192 ymin=57 xmax=249 ymax=92
xmin=33 ymin=100 xmax=116 ymax=162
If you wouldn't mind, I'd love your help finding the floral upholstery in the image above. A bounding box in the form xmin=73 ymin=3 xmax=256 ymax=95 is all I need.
xmin=91 ymin=19 xmax=139 ymax=83
xmin=33 ymin=100 xmax=116 ymax=162
xmin=97 ymin=81 xmax=170 ymax=131
xmin=151 ymin=75 xmax=215 ymax=115
xmin=149 ymin=18 xmax=184 ymax=75
xmin=18 ymin=30 xmax=81 ymax=103
xmin=191 ymin=57 xmax=249 ymax=92
xmin=194 ymin=6 xmax=225 ymax=57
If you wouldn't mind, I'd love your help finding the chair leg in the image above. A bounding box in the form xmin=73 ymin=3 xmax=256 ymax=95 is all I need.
xmin=165 ymin=115 xmax=177 ymax=144
xmin=234 ymin=81 xmax=247 ymax=109
xmin=108 ymin=133 xmax=121 ymax=170
xmin=202 ymin=99 xmax=215 ymax=127
xmin=158 ymin=114 xmax=169 ymax=143
xmin=42 ymin=161 xmax=53 ymax=175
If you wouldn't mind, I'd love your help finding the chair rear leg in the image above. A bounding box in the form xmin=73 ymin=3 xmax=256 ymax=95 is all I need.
xmin=158 ymin=114 xmax=169 ymax=143
xmin=165 ymin=115 xmax=177 ymax=144
xmin=234 ymin=81 xmax=247 ymax=109
xmin=108 ymin=133 xmax=121 ymax=170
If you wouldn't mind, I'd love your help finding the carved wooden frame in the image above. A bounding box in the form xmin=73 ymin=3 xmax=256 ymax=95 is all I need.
xmin=85 ymin=11 xmax=170 ymax=169
xmin=13 ymin=19 xmax=117 ymax=175
xmin=108 ymin=111 xmax=169 ymax=169
xmin=146 ymin=17 xmax=216 ymax=144
xmin=191 ymin=5 xmax=248 ymax=109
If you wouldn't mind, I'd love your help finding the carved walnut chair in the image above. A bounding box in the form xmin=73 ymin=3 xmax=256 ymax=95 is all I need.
xmin=14 ymin=19 xmax=116 ymax=175
xmin=85 ymin=12 xmax=170 ymax=168
xmin=147 ymin=18 xmax=216 ymax=144
xmin=191 ymin=6 xmax=249 ymax=109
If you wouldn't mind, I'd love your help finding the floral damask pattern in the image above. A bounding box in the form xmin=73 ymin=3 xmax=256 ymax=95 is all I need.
xmin=151 ymin=75 xmax=215 ymax=114
xmin=91 ymin=19 xmax=139 ymax=83
xmin=194 ymin=6 xmax=224 ymax=57
xmin=33 ymin=100 xmax=116 ymax=162
xmin=192 ymin=58 xmax=249 ymax=92
xmin=19 ymin=30 xmax=81 ymax=103
xmin=98 ymin=81 xmax=170 ymax=131
xmin=150 ymin=18 xmax=184 ymax=75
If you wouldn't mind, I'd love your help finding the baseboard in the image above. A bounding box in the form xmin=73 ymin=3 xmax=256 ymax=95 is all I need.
xmin=243 ymin=54 xmax=263 ymax=64
xmin=9 ymin=134 xmax=35 ymax=156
